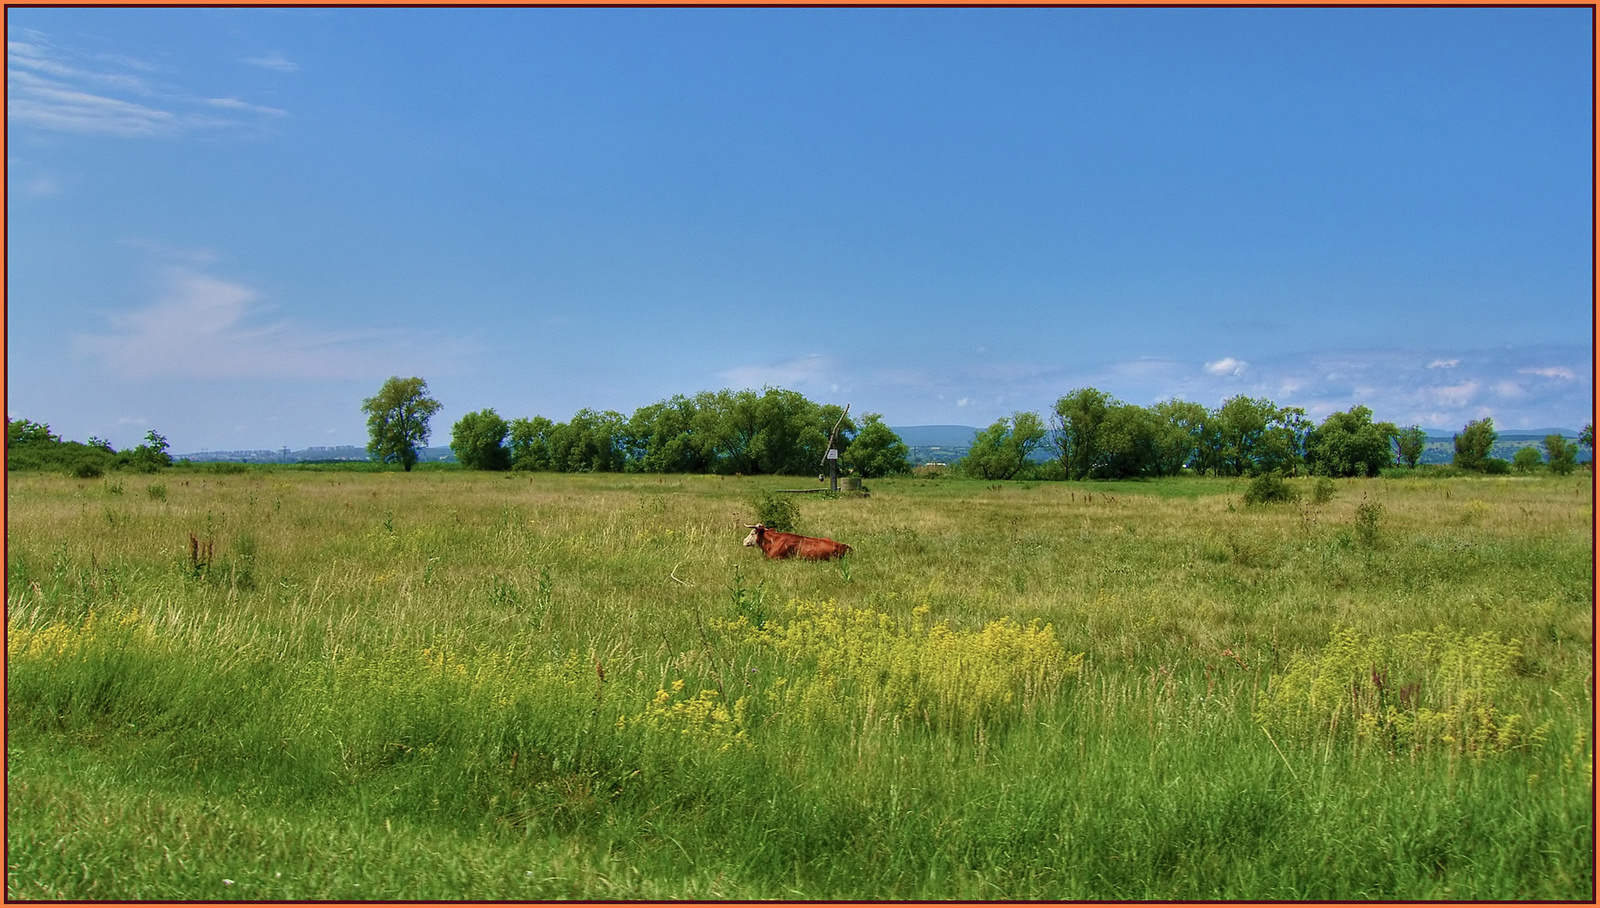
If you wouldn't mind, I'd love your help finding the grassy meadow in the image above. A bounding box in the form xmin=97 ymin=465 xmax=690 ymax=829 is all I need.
xmin=5 ymin=467 xmax=1593 ymax=899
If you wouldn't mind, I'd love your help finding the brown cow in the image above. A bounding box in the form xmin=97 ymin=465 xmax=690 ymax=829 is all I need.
xmin=742 ymin=524 xmax=852 ymax=560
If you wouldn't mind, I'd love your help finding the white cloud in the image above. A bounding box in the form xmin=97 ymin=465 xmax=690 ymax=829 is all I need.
xmin=1428 ymin=358 xmax=1459 ymax=369
xmin=1204 ymin=357 xmax=1248 ymax=377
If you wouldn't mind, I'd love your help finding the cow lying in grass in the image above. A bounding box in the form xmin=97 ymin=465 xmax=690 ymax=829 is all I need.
xmin=742 ymin=524 xmax=852 ymax=560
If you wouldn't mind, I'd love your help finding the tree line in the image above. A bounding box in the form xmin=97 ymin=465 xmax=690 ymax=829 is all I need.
xmin=362 ymin=378 xmax=913 ymax=478
xmin=18 ymin=376 xmax=1585 ymax=482
xmin=961 ymin=390 xmax=1591 ymax=480
xmin=356 ymin=376 xmax=1591 ymax=481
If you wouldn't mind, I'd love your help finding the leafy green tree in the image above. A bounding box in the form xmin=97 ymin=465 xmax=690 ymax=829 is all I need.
xmin=127 ymin=429 xmax=173 ymax=473
xmin=1304 ymin=405 xmax=1397 ymax=478
xmin=743 ymin=389 xmax=851 ymax=476
xmin=546 ymin=409 xmax=627 ymax=472
xmin=694 ymin=388 xmax=761 ymax=475
xmin=1543 ymin=434 xmax=1577 ymax=476
xmin=1149 ymin=399 xmax=1208 ymax=477
xmin=1214 ymin=396 xmax=1308 ymax=476
xmin=623 ymin=396 xmax=709 ymax=474
xmin=1451 ymin=418 xmax=1497 ymax=472
xmin=961 ymin=412 xmax=1046 ymax=480
xmin=674 ymin=388 xmax=853 ymax=476
xmin=8 ymin=418 xmax=58 ymax=448
xmin=1580 ymin=424 xmax=1593 ymax=463
xmin=1513 ymin=446 xmax=1544 ymax=473
xmin=362 ymin=376 xmax=443 ymax=472
xmin=1395 ymin=426 xmax=1427 ymax=468
xmin=1094 ymin=404 xmax=1159 ymax=479
xmin=508 ymin=416 xmax=557 ymax=471
xmin=841 ymin=413 xmax=910 ymax=478
xmin=450 ymin=409 xmax=511 ymax=470
xmin=1051 ymin=388 xmax=1113 ymax=481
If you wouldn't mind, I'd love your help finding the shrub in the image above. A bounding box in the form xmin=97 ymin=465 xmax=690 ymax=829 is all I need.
xmin=1482 ymin=457 xmax=1512 ymax=475
xmin=1353 ymin=498 xmax=1384 ymax=548
xmin=1242 ymin=471 xmax=1299 ymax=506
xmin=1512 ymin=447 xmax=1544 ymax=473
xmin=749 ymin=490 xmax=800 ymax=533
xmin=1312 ymin=476 xmax=1338 ymax=504
xmin=69 ymin=459 xmax=105 ymax=479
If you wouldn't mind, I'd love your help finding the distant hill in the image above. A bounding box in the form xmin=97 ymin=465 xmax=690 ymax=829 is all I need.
xmin=890 ymin=425 xmax=980 ymax=448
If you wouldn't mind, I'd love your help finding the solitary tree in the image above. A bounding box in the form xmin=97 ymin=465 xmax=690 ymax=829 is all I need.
xmin=362 ymin=376 xmax=442 ymax=472
xmin=1452 ymin=418 xmax=1497 ymax=472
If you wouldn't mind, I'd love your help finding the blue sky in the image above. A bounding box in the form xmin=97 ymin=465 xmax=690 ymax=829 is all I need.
xmin=7 ymin=6 xmax=1593 ymax=453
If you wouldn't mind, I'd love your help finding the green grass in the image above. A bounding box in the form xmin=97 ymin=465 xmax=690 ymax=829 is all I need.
xmin=6 ymin=468 xmax=1593 ymax=899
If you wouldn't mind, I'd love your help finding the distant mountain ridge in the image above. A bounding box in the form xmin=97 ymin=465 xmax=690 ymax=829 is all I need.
xmin=889 ymin=425 xmax=980 ymax=448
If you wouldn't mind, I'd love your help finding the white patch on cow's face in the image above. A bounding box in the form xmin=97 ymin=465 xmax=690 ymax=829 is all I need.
xmin=742 ymin=528 xmax=761 ymax=547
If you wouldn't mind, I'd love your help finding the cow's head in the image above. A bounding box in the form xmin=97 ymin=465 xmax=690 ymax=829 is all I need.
xmin=742 ymin=524 xmax=765 ymax=547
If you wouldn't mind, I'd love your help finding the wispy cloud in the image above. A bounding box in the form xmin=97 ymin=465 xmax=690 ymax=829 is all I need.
xmin=718 ymin=353 xmax=840 ymax=391
xmin=75 ymin=264 xmax=471 ymax=381
xmin=240 ymin=52 xmax=298 ymax=73
xmin=1519 ymin=366 xmax=1576 ymax=380
xmin=7 ymin=27 xmax=287 ymax=137
xmin=205 ymin=96 xmax=286 ymax=116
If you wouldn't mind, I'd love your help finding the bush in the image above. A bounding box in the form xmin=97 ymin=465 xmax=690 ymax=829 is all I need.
xmin=1242 ymin=471 xmax=1299 ymax=506
xmin=749 ymin=490 xmax=800 ymax=533
xmin=1512 ymin=447 xmax=1544 ymax=473
xmin=1482 ymin=457 xmax=1512 ymax=475
xmin=69 ymin=459 xmax=105 ymax=479
xmin=1312 ymin=476 xmax=1338 ymax=504
xmin=1354 ymin=498 xmax=1384 ymax=548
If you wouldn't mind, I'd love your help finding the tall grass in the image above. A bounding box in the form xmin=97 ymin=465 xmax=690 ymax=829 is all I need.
xmin=6 ymin=469 xmax=1592 ymax=899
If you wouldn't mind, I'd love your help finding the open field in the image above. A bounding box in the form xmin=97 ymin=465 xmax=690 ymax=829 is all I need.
xmin=6 ymin=468 xmax=1594 ymax=899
